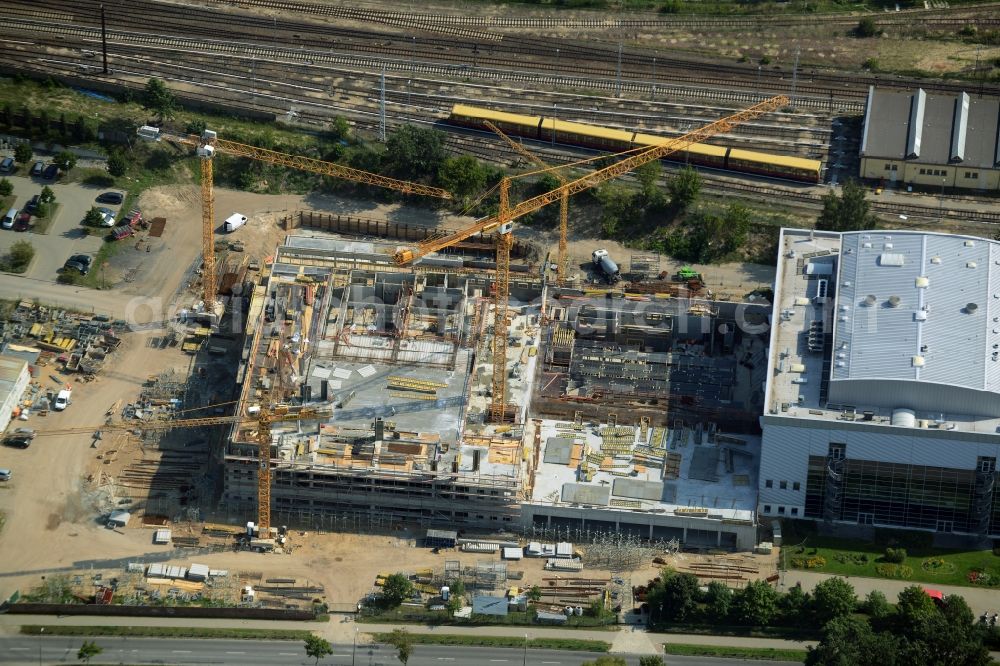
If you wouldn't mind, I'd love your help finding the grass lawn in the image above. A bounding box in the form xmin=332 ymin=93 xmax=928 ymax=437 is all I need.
xmin=783 ymin=525 xmax=1000 ymax=588
xmin=663 ymin=643 xmax=807 ymax=661
xmin=20 ymin=625 xmax=312 ymax=640
xmin=372 ymin=632 xmax=610 ymax=653
xmin=30 ymin=202 xmax=59 ymax=235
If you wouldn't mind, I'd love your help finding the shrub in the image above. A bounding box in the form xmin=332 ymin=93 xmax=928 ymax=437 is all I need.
xmin=874 ymin=564 xmax=912 ymax=579
xmin=107 ymin=150 xmax=127 ymax=177
xmin=855 ymin=17 xmax=880 ymax=38
xmin=790 ymin=556 xmax=826 ymax=569
xmin=6 ymin=240 xmax=35 ymax=272
xmin=14 ymin=142 xmax=32 ymax=164
xmin=0 ymin=178 xmax=11 ymax=196
xmin=884 ymin=548 xmax=907 ymax=564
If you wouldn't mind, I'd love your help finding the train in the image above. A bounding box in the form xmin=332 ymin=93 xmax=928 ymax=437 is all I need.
xmin=447 ymin=104 xmax=823 ymax=184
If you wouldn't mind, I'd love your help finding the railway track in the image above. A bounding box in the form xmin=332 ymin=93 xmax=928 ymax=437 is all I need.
xmin=0 ymin=18 xmax=865 ymax=113
xmin=218 ymin=0 xmax=1000 ymax=30
xmin=7 ymin=0 xmax=1000 ymax=107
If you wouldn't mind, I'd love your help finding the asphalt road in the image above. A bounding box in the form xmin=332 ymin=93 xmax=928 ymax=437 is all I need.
xmin=0 ymin=637 xmax=777 ymax=665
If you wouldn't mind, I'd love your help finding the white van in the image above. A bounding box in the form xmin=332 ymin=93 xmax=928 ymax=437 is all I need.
xmin=224 ymin=213 xmax=247 ymax=233
xmin=2 ymin=208 xmax=17 ymax=229
xmin=54 ymin=388 xmax=72 ymax=411
xmin=0 ymin=469 xmax=11 ymax=481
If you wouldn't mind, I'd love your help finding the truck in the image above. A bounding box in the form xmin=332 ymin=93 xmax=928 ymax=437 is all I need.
xmin=53 ymin=387 xmax=72 ymax=411
xmin=224 ymin=213 xmax=247 ymax=232
xmin=591 ymin=249 xmax=620 ymax=284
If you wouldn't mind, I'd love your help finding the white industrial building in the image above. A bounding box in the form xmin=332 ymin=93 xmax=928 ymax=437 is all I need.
xmin=0 ymin=355 xmax=30 ymax=433
xmin=760 ymin=228 xmax=1000 ymax=538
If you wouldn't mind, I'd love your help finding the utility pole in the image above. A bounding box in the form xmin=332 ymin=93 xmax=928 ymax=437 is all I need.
xmin=651 ymin=53 xmax=657 ymax=100
xmin=790 ymin=47 xmax=800 ymax=106
xmin=378 ymin=66 xmax=386 ymax=142
xmin=615 ymin=41 xmax=623 ymax=98
xmin=100 ymin=4 xmax=109 ymax=74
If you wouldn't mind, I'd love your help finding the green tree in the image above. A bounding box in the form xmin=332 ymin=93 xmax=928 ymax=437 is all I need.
xmin=910 ymin=595 xmax=990 ymax=666
xmin=816 ymin=180 xmax=877 ymax=232
xmin=384 ymin=125 xmax=444 ymax=180
xmin=655 ymin=572 xmax=700 ymax=622
xmin=894 ymin=586 xmax=938 ymax=629
xmin=812 ymin=577 xmax=857 ymax=626
xmin=636 ymin=160 xmax=664 ymax=206
xmin=527 ymin=585 xmax=542 ymax=601
xmin=185 ymin=119 xmax=207 ymax=136
xmin=806 ymin=615 xmax=899 ymax=666
xmin=107 ymin=150 xmax=127 ymax=177
xmin=703 ymin=581 xmax=733 ymax=622
xmin=863 ymin=590 xmax=894 ymax=624
xmin=303 ymin=635 xmax=333 ymax=665
xmin=77 ymin=640 xmax=103 ymax=664
xmin=8 ymin=241 xmax=34 ymax=270
xmin=731 ymin=579 xmax=779 ymax=626
xmin=778 ymin=583 xmax=811 ymax=627
xmin=437 ymin=155 xmax=488 ymax=201
xmin=722 ymin=202 xmax=751 ymax=251
xmin=325 ymin=116 xmax=350 ymax=142
xmin=142 ymin=77 xmax=177 ymax=122
xmin=0 ymin=178 xmax=11 ymax=197
xmin=84 ymin=207 xmax=104 ymax=227
xmin=638 ymin=657 xmax=666 ymax=666
xmin=595 ymin=182 xmax=637 ymax=237
xmin=14 ymin=142 xmax=32 ymax=164
xmin=381 ymin=573 xmax=414 ymax=608
xmin=666 ymin=166 xmax=701 ymax=210
xmin=39 ymin=185 xmax=56 ymax=204
xmin=385 ymin=628 xmax=413 ymax=665
xmin=53 ymin=150 xmax=77 ymax=172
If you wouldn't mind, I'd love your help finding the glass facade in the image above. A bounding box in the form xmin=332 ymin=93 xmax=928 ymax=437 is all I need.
xmin=805 ymin=455 xmax=1000 ymax=535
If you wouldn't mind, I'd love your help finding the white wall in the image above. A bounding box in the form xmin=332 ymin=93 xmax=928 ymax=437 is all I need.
xmin=0 ymin=361 xmax=30 ymax=433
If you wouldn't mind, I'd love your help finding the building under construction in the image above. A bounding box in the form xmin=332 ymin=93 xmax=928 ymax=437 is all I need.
xmin=222 ymin=236 xmax=765 ymax=549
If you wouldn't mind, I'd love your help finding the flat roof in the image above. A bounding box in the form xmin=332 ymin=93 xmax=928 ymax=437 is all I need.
xmin=833 ymin=230 xmax=1000 ymax=391
xmin=766 ymin=228 xmax=1000 ymax=434
xmin=530 ymin=419 xmax=758 ymax=522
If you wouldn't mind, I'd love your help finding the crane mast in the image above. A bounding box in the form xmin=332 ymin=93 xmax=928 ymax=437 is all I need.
xmin=138 ymin=126 xmax=451 ymax=311
xmin=393 ymin=96 xmax=789 ymax=422
xmin=484 ymin=121 xmax=571 ymax=286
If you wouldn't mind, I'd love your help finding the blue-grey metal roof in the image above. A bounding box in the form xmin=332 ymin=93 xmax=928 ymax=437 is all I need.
xmin=472 ymin=595 xmax=509 ymax=616
xmin=861 ymin=87 xmax=1000 ymax=168
xmin=832 ymin=231 xmax=1000 ymax=394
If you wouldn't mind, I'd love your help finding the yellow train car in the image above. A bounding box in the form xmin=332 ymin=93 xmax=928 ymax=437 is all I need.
xmin=447 ymin=105 xmax=822 ymax=183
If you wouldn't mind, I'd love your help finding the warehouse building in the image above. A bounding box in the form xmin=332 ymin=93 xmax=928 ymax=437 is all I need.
xmin=859 ymin=86 xmax=1000 ymax=191
xmin=0 ymin=355 xmax=30 ymax=433
xmin=761 ymin=228 xmax=1000 ymax=540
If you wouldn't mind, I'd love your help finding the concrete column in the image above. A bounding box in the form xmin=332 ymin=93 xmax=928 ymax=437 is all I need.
xmin=649 ymin=523 xmax=654 ymax=539
xmin=716 ymin=530 xmax=722 ymax=547
xmin=683 ymin=526 xmax=688 ymax=542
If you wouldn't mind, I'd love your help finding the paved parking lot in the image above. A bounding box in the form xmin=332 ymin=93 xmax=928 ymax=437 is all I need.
xmin=0 ymin=172 xmax=121 ymax=280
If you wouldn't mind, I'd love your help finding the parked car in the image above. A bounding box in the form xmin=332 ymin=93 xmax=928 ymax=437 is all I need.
xmin=12 ymin=428 xmax=35 ymax=440
xmin=42 ymin=164 xmax=59 ymax=180
xmin=3 ymin=435 xmax=31 ymax=449
xmin=99 ymin=212 xmax=116 ymax=227
xmin=0 ymin=468 xmax=10 ymax=481
xmin=0 ymin=157 xmax=14 ymax=173
xmin=30 ymin=161 xmax=44 ymax=176
xmin=68 ymin=254 xmax=92 ymax=268
xmin=1 ymin=208 xmax=18 ymax=230
xmin=95 ymin=192 xmax=123 ymax=205
xmin=13 ymin=212 xmax=31 ymax=232
xmin=24 ymin=194 xmax=40 ymax=213
xmin=63 ymin=259 xmax=89 ymax=275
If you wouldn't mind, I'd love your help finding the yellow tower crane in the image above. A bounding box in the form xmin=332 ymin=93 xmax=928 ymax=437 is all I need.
xmin=483 ymin=120 xmax=572 ymax=286
xmin=37 ymin=403 xmax=331 ymax=534
xmin=137 ymin=126 xmax=451 ymax=312
xmin=394 ymin=96 xmax=789 ymax=422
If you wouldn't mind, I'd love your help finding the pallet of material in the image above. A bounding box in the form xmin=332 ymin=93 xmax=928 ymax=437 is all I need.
xmin=389 ymin=390 xmax=438 ymax=401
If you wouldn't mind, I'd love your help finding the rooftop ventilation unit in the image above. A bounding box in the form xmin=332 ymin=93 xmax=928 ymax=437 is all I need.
xmin=879 ymin=253 xmax=905 ymax=267
xmin=912 ymin=355 xmax=925 ymax=367
xmin=931 ymin=256 xmax=942 ymax=264
xmin=966 ymin=302 xmax=979 ymax=314
xmin=968 ymin=261 xmax=978 ymax=269
xmin=864 ymin=294 xmax=877 ymax=306
xmin=888 ymin=295 xmax=901 ymax=308
xmin=915 ymin=276 xmax=929 ymax=288
xmin=965 ymin=239 xmax=975 ymax=247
